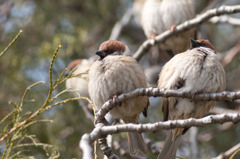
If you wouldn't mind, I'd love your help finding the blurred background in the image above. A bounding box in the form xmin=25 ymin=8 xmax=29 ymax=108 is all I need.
xmin=0 ymin=0 xmax=240 ymax=158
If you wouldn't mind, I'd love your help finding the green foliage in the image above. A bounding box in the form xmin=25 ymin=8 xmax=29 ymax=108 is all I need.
xmin=0 ymin=31 xmax=91 ymax=158
xmin=0 ymin=30 xmax=23 ymax=57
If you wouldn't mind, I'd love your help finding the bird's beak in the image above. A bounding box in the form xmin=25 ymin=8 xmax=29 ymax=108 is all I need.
xmin=96 ymin=50 xmax=106 ymax=58
xmin=190 ymin=38 xmax=200 ymax=49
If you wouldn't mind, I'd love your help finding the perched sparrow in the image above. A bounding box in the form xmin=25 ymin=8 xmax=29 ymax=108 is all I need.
xmin=65 ymin=59 xmax=94 ymax=120
xmin=157 ymin=39 xmax=226 ymax=159
xmin=66 ymin=59 xmax=92 ymax=99
xmin=141 ymin=0 xmax=196 ymax=55
xmin=88 ymin=40 xmax=149 ymax=155
xmin=133 ymin=0 xmax=146 ymax=26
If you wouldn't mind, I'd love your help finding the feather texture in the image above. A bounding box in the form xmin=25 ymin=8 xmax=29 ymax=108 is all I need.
xmin=88 ymin=40 xmax=149 ymax=155
xmin=158 ymin=39 xmax=226 ymax=158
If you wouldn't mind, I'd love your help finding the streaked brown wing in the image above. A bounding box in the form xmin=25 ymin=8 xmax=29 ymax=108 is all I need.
xmin=161 ymin=98 xmax=169 ymax=121
xmin=142 ymin=98 xmax=150 ymax=118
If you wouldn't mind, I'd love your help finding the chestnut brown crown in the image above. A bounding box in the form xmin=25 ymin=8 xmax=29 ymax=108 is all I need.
xmin=67 ymin=59 xmax=82 ymax=71
xmin=96 ymin=40 xmax=126 ymax=59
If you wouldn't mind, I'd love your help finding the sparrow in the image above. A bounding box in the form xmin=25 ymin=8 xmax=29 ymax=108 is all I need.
xmin=133 ymin=0 xmax=146 ymax=26
xmin=88 ymin=40 xmax=149 ymax=155
xmin=157 ymin=39 xmax=226 ymax=159
xmin=66 ymin=59 xmax=92 ymax=99
xmin=65 ymin=59 xmax=94 ymax=120
xmin=141 ymin=0 xmax=197 ymax=57
xmin=66 ymin=59 xmax=115 ymax=123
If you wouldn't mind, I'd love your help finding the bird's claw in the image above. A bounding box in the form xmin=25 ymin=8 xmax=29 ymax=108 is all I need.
xmin=169 ymin=25 xmax=176 ymax=32
xmin=110 ymin=95 xmax=122 ymax=106
xmin=148 ymin=34 xmax=157 ymax=39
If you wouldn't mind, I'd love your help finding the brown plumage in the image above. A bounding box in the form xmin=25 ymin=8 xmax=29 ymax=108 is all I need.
xmin=88 ymin=40 xmax=149 ymax=155
xmin=157 ymin=39 xmax=226 ymax=159
xmin=66 ymin=59 xmax=92 ymax=99
xmin=65 ymin=59 xmax=95 ymax=120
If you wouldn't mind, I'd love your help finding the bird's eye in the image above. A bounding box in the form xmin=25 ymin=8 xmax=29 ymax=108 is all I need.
xmin=106 ymin=50 xmax=114 ymax=54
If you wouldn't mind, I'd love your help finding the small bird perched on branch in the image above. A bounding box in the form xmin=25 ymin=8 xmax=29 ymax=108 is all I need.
xmin=66 ymin=59 xmax=92 ymax=99
xmin=88 ymin=40 xmax=149 ymax=155
xmin=65 ymin=59 xmax=94 ymax=120
xmin=141 ymin=0 xmax=197 ymax=62
xmin=157 ymin=39 xmax=226 ymax=159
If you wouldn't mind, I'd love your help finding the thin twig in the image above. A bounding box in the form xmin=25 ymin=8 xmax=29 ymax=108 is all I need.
xmin=133 ymin=5 xmax=240 ymax=61
xmin=53 ymin=68 xmax=68 ymax=87
xmin=0 ymin=96 xmax=83 ymax=143
xmin=200 ymin=0 xmax=222 ymax=13
xmin=20 ymin=81 xmax=45 ymax=107
xmin=49 ymin=89 xmax=74 ymax=103
xmin=80 ymin=113 xmax=240 ymax=159
xmin=95 ymin=88 xmax=240 ymax=124
xmin=48 ymin=44 xmax=62 ymax=92
xmin=80 ymin=134 xmax=94 ymax=159
xmin=92 ymin=113 xmax=240 ymax=142
xmin=212 ymin=143 xmax=240 ymax=159
xmin=42 ymin=44 xmax=62 ymax=109
xmin=0 ymin=110 xmax=15 ymax=125
xmin=0 ymin=29 xmax=23 ymax=57
xmin=221 ymin=42 xmax=240 ymax=67
xmin=0 ymin=109 xmax=42 ymax=143
xmin=209 ymin=15 xmax=240 ymax=26
xmin=45 ymin=97 xmax=87 ymax=109
xmin=0 ymin=45 xmax=81 ymax=143
xmin=98 ymin=138 xmax=119 ymax=159
xmin=109 ymin=7 xmax=133 ymax=40
xmin=190 ymin=127 xmax=198 ymax=159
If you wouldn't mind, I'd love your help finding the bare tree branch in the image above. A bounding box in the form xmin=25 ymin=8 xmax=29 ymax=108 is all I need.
xmin=211 ymin=107 xmax=239 ymax=114
xmin=209 ymin=15 xmax=240 ymax=26
xmin=109 ymin=7 xmax=133 ymax=40
xmin=78 ymin=4 xmax=240 ymax=159
xmin=93 ymin=113 xmax=240 ymax=142
xmin=80 ymin=87 xmax=240 ymax=158
xmin=98 ymin=137 xmax=119 ymax=159
xmin=190 ymin=127 xmax=198 ymax=159
xmin=221 ymin=42 xmax=240 ymax=67
xmin=133 ymin=5 xmax=240 ymax=61
xmin=80 ymin=113 xmax=240 ymax=158
xmin=90 ymin=88 xmax=240 ymax=158
xmin=200 ymin=0 xmax=222 ymax=13
xmin=95 ymin=88 xmax=240 ymax=124
xmin=79 ymin=134 xmax=93 ymax=159
xmin=212 ymin=143 xmax=240 ymax=159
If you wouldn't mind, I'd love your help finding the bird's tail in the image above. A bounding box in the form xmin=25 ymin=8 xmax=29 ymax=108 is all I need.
xmin=158 ymin=131 xmax=181 ymax=159
xmin=127 ymin=132 xmax=147 ymax=155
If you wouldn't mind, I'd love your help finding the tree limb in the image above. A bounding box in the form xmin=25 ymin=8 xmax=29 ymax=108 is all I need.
xmin=109 ymin=7 xmax=133 ymax=40
xmin=209 ymin=15 xmax=240 ymax=26
xmin=93 ymin=113 xmax=240 ymax=142
xmin=95 ymin=88 xmax=240 ymax=124
xmin=81 ymin=87 xmax=240 ymax=158
xmin=133 ymin=5 xmax=240 ymax=61
xmin=80 ymin=113 xmax=240 ymax=158
xmin=79 ymin=134 xmax=94 ymax=159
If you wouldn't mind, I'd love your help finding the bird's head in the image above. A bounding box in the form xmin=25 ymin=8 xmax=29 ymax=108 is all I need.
xmin=190 ymin=39 xmax=216 ymax=54
xmin=65 ymin=59 xmax=83 ymax=76
xmin=96 ymin=40 xmax=130 ymax=59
